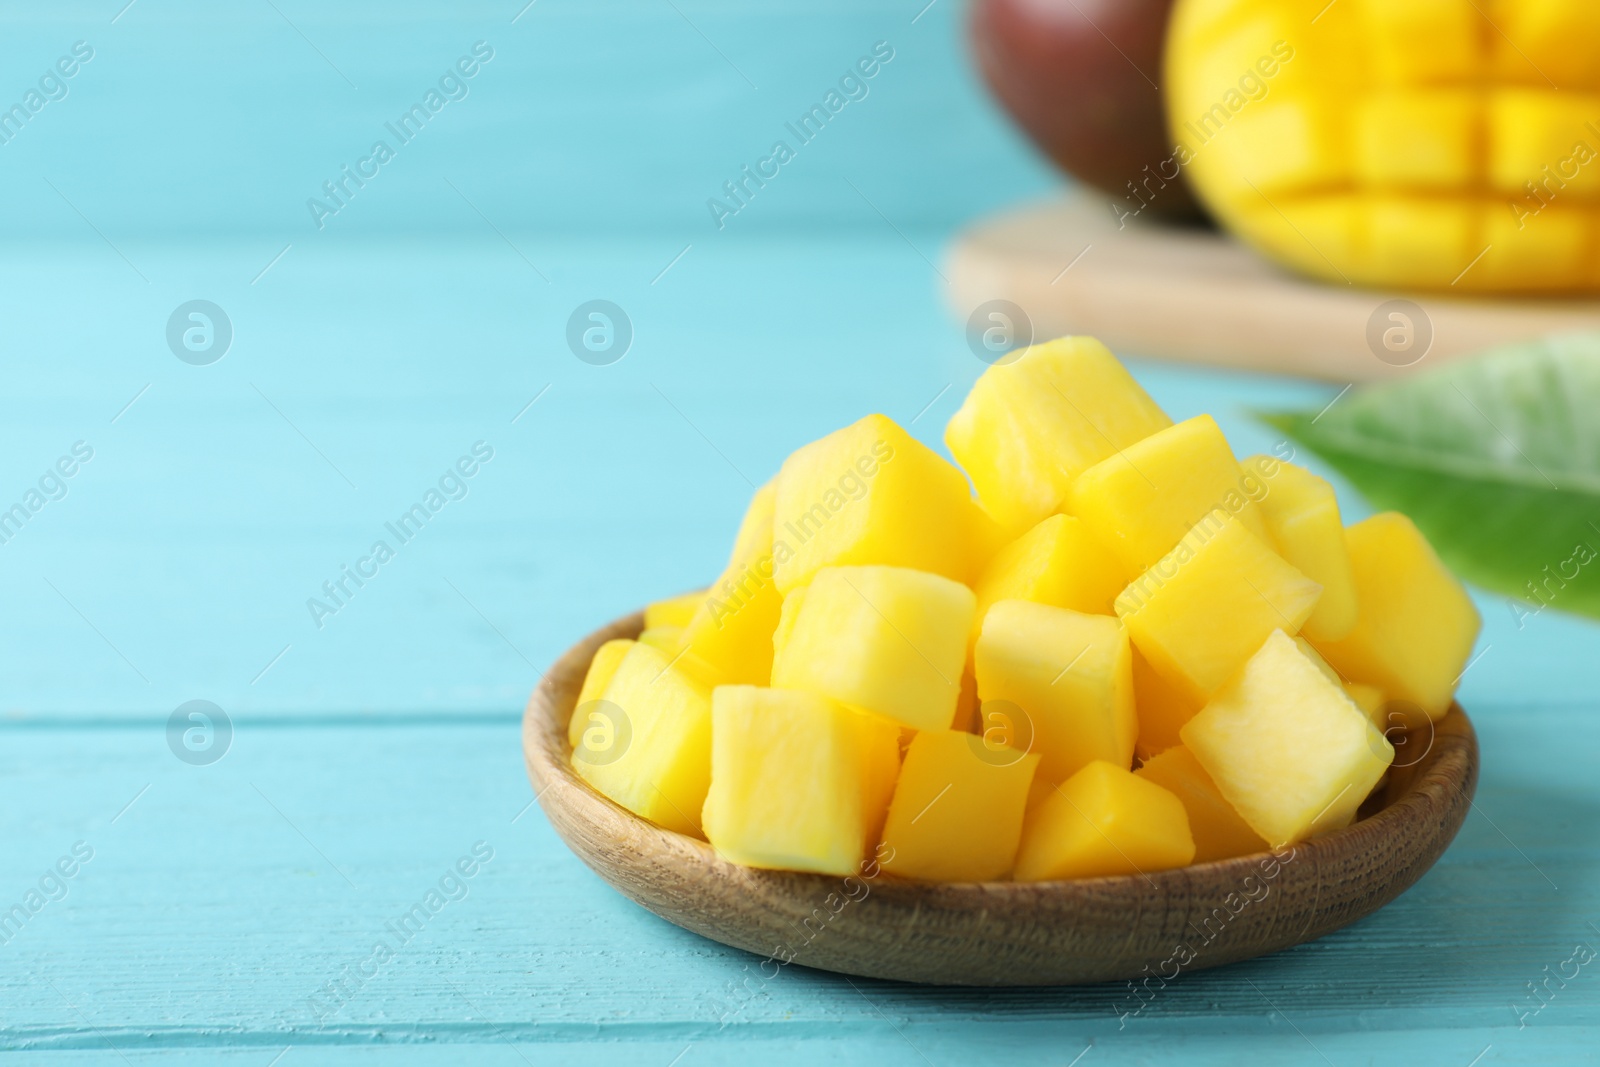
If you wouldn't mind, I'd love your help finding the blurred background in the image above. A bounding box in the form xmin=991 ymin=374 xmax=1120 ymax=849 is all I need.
xmin=3 ymin=0 xmax=1070 ymax=715
xmin=4 ymin=0 xmax=1587 ymax=717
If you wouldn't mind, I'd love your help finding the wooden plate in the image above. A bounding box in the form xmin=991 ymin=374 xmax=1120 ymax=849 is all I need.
xmin=523 ymin=612 xmax=1478 ymax=986
xmin=945 ymin=196 xmax=1600 ymax=383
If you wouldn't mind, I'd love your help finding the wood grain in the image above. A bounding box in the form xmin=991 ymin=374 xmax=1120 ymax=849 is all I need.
xmin=945 ymin=196 xmax=1600 ymax=383
xmin=524 ymin=612 xmax=1479 ymax=986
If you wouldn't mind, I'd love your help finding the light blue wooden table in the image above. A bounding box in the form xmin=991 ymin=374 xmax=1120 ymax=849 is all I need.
xmin=2 ymin=2 xmax=1596 ymax=1063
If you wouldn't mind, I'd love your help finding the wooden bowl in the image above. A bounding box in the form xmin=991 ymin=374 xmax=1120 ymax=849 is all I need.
xmin=523 ymin=612 xmax=1478 ymax=986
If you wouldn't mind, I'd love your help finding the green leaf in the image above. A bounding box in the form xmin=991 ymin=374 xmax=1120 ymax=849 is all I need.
xmin=1257 ymin=333 xmax=1600 ymax=624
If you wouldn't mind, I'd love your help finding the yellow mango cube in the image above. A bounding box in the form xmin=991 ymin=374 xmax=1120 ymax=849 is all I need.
xmin=679 ymin=493 xmax=784 ymax=686
xmin=970 ymin=514 xmax=1127 ymax=635
xmin=569 ymin=638 xmax=635 ymax=748
xmin=1245 ymin=455 xmax=1358 ymax=641
xmin=1071 ymin=415 xmax=1272 ymax=575
xmin=974 ymin=599 xmax=1135 ymax=784
xmin=1343 ymin=681 xmax=1386 ymax=727
xmin=573 ymin=641 xmax=714 ymax=838
xmin=945 ymin=337 xmax=1172 ymax=537
xmin=1295 ymin=635 xmax=1341 ymax=683
xmin=1135 ymin=745 xmax=1266 ymax=863
xmin=1130 ymin=646 xmax=1201 ymax=760
xmin=771 ymin=565 xmax=975 ymax=732
xmin=1116 ymin=514 xmax=1323 ymax=704
xmin=953 ymin=663 xmax=980 ymax=734
xmin=772 ymin=414 xmax=998 ymax=593
xmin=1310 ymin=513 xmax=1481 ymax=725
xmin=879 ymin=730 xmax=1040 ymax=882
xmin=770 ymin=585 xmax=807 ymax=663
xmin=644 ymin=590 xmax=706 ymax=630
xmin=1014 ymin=760 xmax=1194 ymax=881
xmin=727 ymin=479 xmax=777 ymax=569
xmin=1182 ymin=630 xmax=1393 ymax=848
xmin=702 ymin=686 xmax=901 ymax=875
xmin=637 ymin=626 xmax=682 ymax=654
xmin=680 ymin=585 xmax=782 ymax=687
xmin=630 ymin=632 xmax=726 ymax=693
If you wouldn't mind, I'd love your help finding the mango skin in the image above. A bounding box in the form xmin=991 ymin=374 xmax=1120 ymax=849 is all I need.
xmin=1166 ymin=0 xmax=1600 ymax=292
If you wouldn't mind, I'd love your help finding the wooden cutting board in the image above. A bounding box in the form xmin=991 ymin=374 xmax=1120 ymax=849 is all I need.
xmin=945 ymin=196 xmax=1600 ymax=382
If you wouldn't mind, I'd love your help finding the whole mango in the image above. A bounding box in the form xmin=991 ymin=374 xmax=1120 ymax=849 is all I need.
xmin=971 ymin=0 xmax=1205 ymax=220
xmin=1166 ymin=0 xmax=1600 ymax=292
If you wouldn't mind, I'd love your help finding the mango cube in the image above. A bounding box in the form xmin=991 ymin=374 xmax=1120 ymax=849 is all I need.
xmin=1182 ymin=631 xmax=1393 ymax=848
xmin=879 ymin=729 xmax=1039 ymax=882
xmin=1343 ymin=681 xmax=1386 ymax=727
xmin=679 ymin=492 xmax=784 ymax=686
xmin=772 ymin=414 xmax=997 ymax=593
xmin=771 ymin=565 xmax=975 ymax=732
xmin=1311 ymin=513 xmax=1481 ymax=725
xmin=953 ymin=663 xmax=980 ymax=734
xmin=569 ymin=638 xmax=635 ymax=748
xmin=1245 ymin=455 xmax=1358 ymax=641
xmin=727 ymin=479 xmax=777 ymax=569
xmin=644 ymin=590 xmax=706 ymax=630
xmin=702 ymin=686 xmax=901 ymax=875
xmin=1071 ymin=415 xmax=1272 ymax=575
xmin=1116 ymin=513 xmax=1323 ymax=704
xmin=974 ymin=599 xmax=1135 ymax=784
xmin=770 ymin=585 xmax=807 ymax=662
xmin=573 ymin=641 xmax=714 ymax=838
xmin=1013 ymin=760 xmax=1194 ymax=881
xmin=1295 ymin=635 xmax=1341 ymax=683
xmin=1135 ymin=745 xmax=1266 ymax=863
xmin=637 ymin=626 xmax=683 ymax=654
xmin=1130 ymin=646 xmax=1201 ymax=760
xmin=625 ymin=635 xmax=726 ymax=695
xmin=970 ymin=514 xmax=1127 ymax=635
xmin=945 ymin=336 xmax=1172 ymax=537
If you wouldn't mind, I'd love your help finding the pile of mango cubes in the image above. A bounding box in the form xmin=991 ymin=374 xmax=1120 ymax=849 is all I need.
xmin=568 ymin=337 xmax=1482 ymax=882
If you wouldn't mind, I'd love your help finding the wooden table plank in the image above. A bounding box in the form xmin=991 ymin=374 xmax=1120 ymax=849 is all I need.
xmin=1 ymin=705 xmax=1594 ymax=1058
